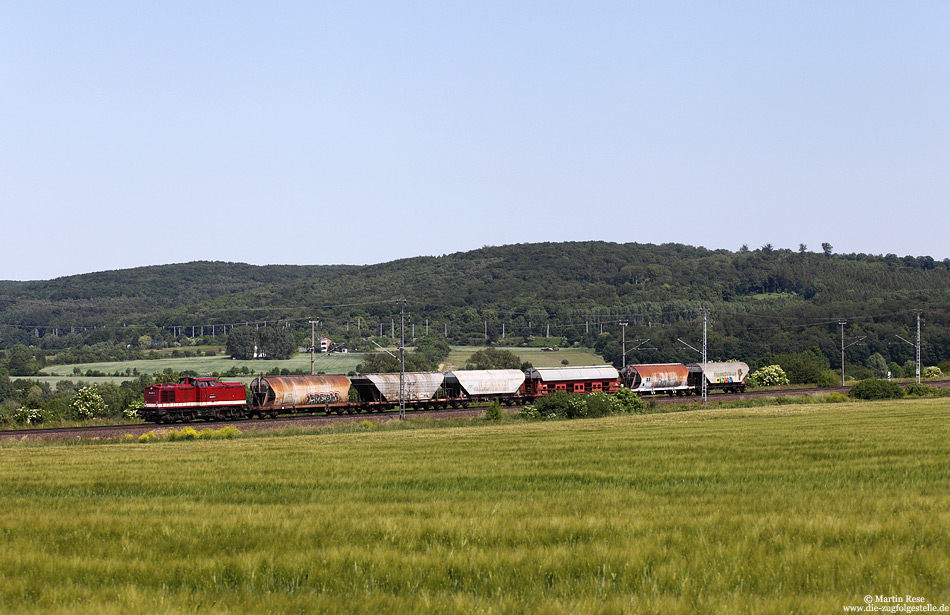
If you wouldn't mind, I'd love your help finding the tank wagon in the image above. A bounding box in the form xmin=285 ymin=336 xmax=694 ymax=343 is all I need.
xmin=140 ymin=361 xmax=750 ymax=423
xmin=249 ymin=375 xmax=352 ymax=417
xmin=620 ymin=363 xmax=691 ymax=396
xmin=687 ymin=362 xmax=749 ymax=393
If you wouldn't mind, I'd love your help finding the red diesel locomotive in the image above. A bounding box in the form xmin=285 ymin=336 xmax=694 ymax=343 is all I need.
xmin=143 ymin=377 xmax=247 ymax=422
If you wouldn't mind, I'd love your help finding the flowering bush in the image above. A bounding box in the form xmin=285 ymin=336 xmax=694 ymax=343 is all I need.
xmin=13 ymin=406 xmax=42 ymax=425
xmin=69 ymin=386 xmax=107 ymax=420
xmin=166 ymin=426 xmax=199 ymax=441
xmin=923 ymin=366 xmax=943 ymax=379
xmin=123 ymin=399 xmax=143 ymax=420
xmin=208 ymin=426 xmax=242 ymax=439
xmin=748 ymin=365 xmax=790 ymax=387
xmin=134 ymin=426 xmax=242 ymax=443
xmin=519 ymin=405 xmax=541 ymax=420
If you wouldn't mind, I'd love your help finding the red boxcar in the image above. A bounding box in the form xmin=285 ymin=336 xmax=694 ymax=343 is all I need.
xmin=523 ymin=365 xmax=620 ymax=397
xmin=142 ymin=377 xmax=247 ymax=423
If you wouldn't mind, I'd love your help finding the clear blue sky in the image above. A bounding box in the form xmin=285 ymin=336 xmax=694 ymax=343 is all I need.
xmin=2 ymin=2 xmax=948 ymax=281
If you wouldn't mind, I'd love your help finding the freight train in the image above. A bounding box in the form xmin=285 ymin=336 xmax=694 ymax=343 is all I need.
xmin=141 ymin=362 xmax=748 ymax=423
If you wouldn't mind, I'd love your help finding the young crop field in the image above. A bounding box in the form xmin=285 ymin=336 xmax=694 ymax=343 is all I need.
xmin=1 ymin=400 xmax=948 ymax=614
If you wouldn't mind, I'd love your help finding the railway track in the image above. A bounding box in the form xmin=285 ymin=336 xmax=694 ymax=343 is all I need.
xmin=3 ymin=380 xmax=948 ymax=441
xmin=650 ymin=379 xmax=950 ymax=404
xmin=0 ymin=404 xmax=506 ymax=442
xmin=648 ymin=385 xmax=852 ymax=404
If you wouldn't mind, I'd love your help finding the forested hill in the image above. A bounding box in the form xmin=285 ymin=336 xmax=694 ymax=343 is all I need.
xmin=2 ymin=242 xmax=950 ymax=368
xmin=0 ymin=261 xmax=357 ymax=328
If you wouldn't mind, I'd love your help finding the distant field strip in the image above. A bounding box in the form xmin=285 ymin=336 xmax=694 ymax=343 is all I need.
xmin=40 ymin=346 xmax=606 ymax=381
xmin=1 ymin=399 xmax=948 ymax=614
xmin=442 ymin=346 xmax=605 ymax=370
xmin=41 ymin=352 xmax=365 ymax=378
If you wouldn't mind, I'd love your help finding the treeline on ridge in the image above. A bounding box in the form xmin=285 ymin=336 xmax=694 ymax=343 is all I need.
xmin=1 ymin=242 xmax=949 ymax=378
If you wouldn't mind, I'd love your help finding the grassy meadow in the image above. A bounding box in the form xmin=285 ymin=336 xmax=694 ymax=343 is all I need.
xmin=1 ymin=399 xmax=948 ymax=614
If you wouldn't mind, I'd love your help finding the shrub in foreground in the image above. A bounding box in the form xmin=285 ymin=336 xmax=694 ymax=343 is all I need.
xmin=520 ymin=391 xmax=640 ymax=421
xmin=614 ymin=388 xmax=647 ymax=414
xmin=484 ymin=401 xmax=503 ymax=421
xmin=815 ymin=370 xmax=840 ymax=388
xmin=902 ymin=382 xmax=946 ymax=397
xmin=849 ymin=378 xmax=904 ymax=401
xmin=583 ymin=391 xmax=625 ymax=418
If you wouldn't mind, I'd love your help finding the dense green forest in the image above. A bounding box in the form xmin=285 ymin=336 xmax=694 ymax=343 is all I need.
xmin=2 ymin=242 xmax=950 ymax=379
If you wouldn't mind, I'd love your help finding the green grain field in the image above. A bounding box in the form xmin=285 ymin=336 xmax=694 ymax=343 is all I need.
xmin=1 ymin=400 xmax=948 ymax=614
